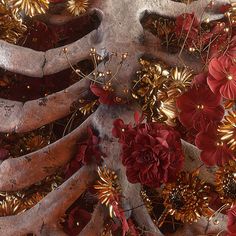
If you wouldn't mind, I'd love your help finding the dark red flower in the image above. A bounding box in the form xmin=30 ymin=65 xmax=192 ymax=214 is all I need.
xmin=64 ymin=206 xmax=91 ymax=236
xmin=195 ymin=122 xmax=234 ymax=166
xmin=175 ymin=13 xmax=199 ymax=40
xmin=208 ymin=56 xmax=236 ymax=99
xmin=90 ymin=84 xmax=117 ymax=105
xmin=64 ymin=127 xmax=103 ymax=178
xmin=113 ymin=119 xmax=184 ymax=188
xmin=227 ymin=205 xmax=236 ymax=236
xmin=176 ymin=75 xmax=224 ymax=131
xmin=75 ymin=127 xmax=102 ymax=165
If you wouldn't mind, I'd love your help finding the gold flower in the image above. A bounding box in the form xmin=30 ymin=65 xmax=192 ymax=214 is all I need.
xmin=94 ymin=166 xmax=121 ymax=218
xmin=0 ymin=2 xmax=27 ymax=43
xmin=25 ymin=134 xmax=50 ymax=152
xmin=0 ymin=175 xmax=62 ymax=216
xmin=159 ymin=171 xmax=211 ymax=226
xmin=218 ymin=111 xmax=236 ymax=151
xmin=67 ymin=0 xmax=89 ymax=16
xmin=8 ymin=0 xmax=49 ymax=17
xmin=132 ymin=59 xmax=193 ymax=126
xmin=215 ymin=160 xmax=236 ymax=205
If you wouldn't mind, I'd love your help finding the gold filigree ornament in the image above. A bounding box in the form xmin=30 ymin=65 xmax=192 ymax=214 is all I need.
xmin=94 ymin=166 xmax=121 ymax=218
xmin=132 ymin=59 xmax=193 ymax=126
xmin=218 ymin=111 xmax=236 ymax=152
xmin=157 ymin=171 xmax=212 ymax=227
xmin=8 ymin=0 xmax=49 ymax=17
xmin=0 ymin=175 xmax=62 ymax=216
xmin=0 ymin=1 xmax=26 ymax=43
xmin=67 ymin=0 xmax=89 ymax=16
xmin=215 ymin=160 xmax=236 ymax=205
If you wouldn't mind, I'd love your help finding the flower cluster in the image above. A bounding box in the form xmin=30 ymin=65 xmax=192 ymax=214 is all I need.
xmin=112 ymin=113 xmax=184 ymax=188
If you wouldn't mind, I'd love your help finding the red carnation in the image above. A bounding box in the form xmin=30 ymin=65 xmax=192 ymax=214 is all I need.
xmin=195 ymin=122 xmax=234 ymax=166
xmin=113 ymin=118 xmax=184 ymax=188
xmin=227 ymin=205 xmax=236 ymax=236
xmin=208 ymin=56 xmax=236 ymax=100
xmin=176 ymin=76 xmax=224 ymax=131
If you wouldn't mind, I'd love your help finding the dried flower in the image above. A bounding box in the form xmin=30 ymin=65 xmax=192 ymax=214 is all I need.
xmin=218 ymin=111 xmax=236 ymax=152
xmin=94 ymin=166 xmax=121 ymax=218
xmin=67 ymin=0 xmax=89 ymax=16
xmin=0 ymin=2 xmax=27 ymax=43
xmin=160 ymin=171 xmax=211 ymax=225
xmin=78 ymin=99 xmax=98 ymax=116
xmin=215 ymin=161 xmax=236 ymax=205
xmin=8 ymin=0 xmax=49 ymax=17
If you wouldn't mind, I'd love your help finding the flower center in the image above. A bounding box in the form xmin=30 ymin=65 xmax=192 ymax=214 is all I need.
xmin=197 ymin=104 xmax=204 ymax=109
xmin=227 ymin=75 xmax=233 ymax=80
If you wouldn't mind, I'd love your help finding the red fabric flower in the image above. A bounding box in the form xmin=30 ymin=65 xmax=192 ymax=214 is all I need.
xmin=208 ymin=56 xmax=236 ymax=99
xmin=195 ymin=122 xmax=234 ymax=166
xmin=176 ymin=75 xmax=224 ymax=131
xmin=64 ymin=127 xmax=102 ymax=178
xmin=113 ymin=119 xmax=184 ymax=188
xmin=64 ymin=206 xmax=91 ymax=236
xmin=75 ymin=127 xmax=102 ymax=165
xmin=175 ymin=13 xmax=199 ymax=40
xmin=227 ymin=205 xmax=236 ymax=236
xmin=90 ymin=84 xmax=117 ymax=105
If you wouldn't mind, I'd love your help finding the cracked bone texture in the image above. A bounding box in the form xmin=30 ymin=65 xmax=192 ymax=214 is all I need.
xmin=0 ymin=0 xmax=231 ymax=235
xmin=0 ymin=0 xmax=230 ymax=133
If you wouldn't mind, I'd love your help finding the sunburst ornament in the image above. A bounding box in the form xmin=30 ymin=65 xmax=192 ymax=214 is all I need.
xmin=94 ymin=166 xmax=121 ymax=218
xmin=0 ymin=2 xmax=27 ymax=43
xmin=8 ymin=0 xmax=49 ymax=17
xmin=67 ymin=0 xmax=89 ymax=16
xmin=215 ymin=160 xmax=236 ymax=205
xmin=158 ymin=171 xmax=211 ymax=227
xmin=218 ymin=111 xmax=236 ymax=151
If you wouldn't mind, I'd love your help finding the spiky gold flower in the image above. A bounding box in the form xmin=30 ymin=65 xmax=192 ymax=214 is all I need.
xmin=8 ymin=0 xmax=49 ymax=17
xmin=25 ymin=134 xmax=50 ymax=152
xmin=0 ymin=2 xmax=27 ymax=43
xmin=168 ymin=67 xmax=193 ymax=97
xmin=94 ymin=166 xmax=121 ymax=218
xmin=132 ymin=59 xmax=193 ymax=126
xmin=160 ymin=171 xmax=211 ymax=225
xmin=67 ymin=0 xmax=89 ymax=16
xmin=215 ymin=161 xmax=236 ymax=205
xmin=0 ymin=175 xmax=62 ymax=216
xmin=218 ymin=111 xmax=236 ymax=151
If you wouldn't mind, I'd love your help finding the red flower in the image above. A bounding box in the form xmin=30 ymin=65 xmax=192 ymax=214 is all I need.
xmin=175 ymin=13 xmax=199 ymax=40
xmin=75 ymin=127 xmax=102 ymax=165
xmin=64 ymin=206 xmax=91 ymax=236
xmin=90 ymin=84 xmax=118 ymax=105
xmin=195 ymin=122 xmax=234 ymax=166
xmin=208 ymin=56 xmax=236 ymax=99
xmin=113 ymin=119 xmax=184 ymax=188
xmin=176 ymin=76 xmax=224 ymax=131
xmin=227 ymin=205 xmax=236 ymax=236
xmin=64 ymin=127 xmax=103 ymax=178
